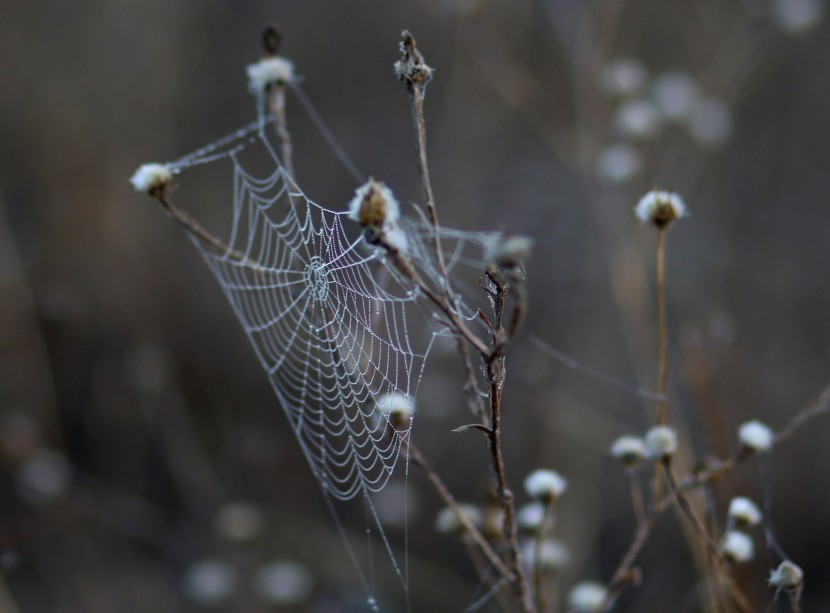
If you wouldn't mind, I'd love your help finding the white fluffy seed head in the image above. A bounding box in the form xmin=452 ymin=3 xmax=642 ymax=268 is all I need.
xmin=614 ymin=98 xmax=663 ymax=140
xmin=596 ymin=143 xmax=642 ymax=183
xmin=600 ymin=57 xmax=648 ymax=98
xmin=721 ymin=530 xmax=755 ymax=563
xmin=728 ymin=497 xmax=762 ymax=527
xmin=485 ymin=235 xmax=533 ymax=269
xmin=435 ymin=504 xmax=482 ymax=535
xmin=768 ymin=560 xmax=804 ymax=589
xmin=645 ymin=426 xmax=678 ymax=459
xmin=651 ymin=71 xmax=699 ymax=121
xmin=246 ymin=56 xmax=295 ymax=91
xmin=568 ymin=581 xmax=608 ymax=612
xmin=347 ymin=179 xmax=408 ymax=251
xmin=772 ymin=0 xmax=823 ymax=35
xmin=130 ymin=163 xmax=172 ymax=193
xmin=610 ymin=435 xmax=647 ymax=465
xmin=738 ymin=420 xmax=774 ymax=452
xmin=524 ymin=469 xmax=568 ymax=503
xmin=634 ymin=190 xmax=688 ymax=228
xmin=375 ymin=392 xmax=414 ymax=430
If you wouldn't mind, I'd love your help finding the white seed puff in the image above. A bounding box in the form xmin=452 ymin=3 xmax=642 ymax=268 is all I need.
xmin=610 ymin=435 xmax=647 ymax=464
xmin=721 ymin=530 xmax=754 ymax=563
xmin=246 ymin=57 xmax=295 ymax=91
xmin=645 ymin=426 xmax=678 ymax=459
xmin=130 ymin=163 xmax=172 ymax=193
xmin=568 ymin=581 xmax=607 ymax=612
xmin=768 ymin=560 xmax=804 ymax=589
xmin=738 ymin=420 xmax=774 ymax=452
xmin=728 ymin=497 xmax=762 ymax=527
xmin=634 ymin=190 xmax=688 ymax=228
xmin=524 ymin=469 xmax=568 ymax=503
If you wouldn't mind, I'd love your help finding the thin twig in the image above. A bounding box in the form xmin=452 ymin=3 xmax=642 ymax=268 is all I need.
xmin=533 ymin=502 xmax=552 ymax=612
xmin=656 ymin=228 xmax=668 ymax=425
xmin=407 ymin=440 xmax=515 ymax=584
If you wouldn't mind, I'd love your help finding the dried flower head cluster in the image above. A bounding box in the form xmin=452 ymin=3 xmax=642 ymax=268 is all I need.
xmin=769 ymin=560 xmax=804 ymax=589
xmin=720 ymin=530 xmax=755 ymax=563
xmin=728 ymin=496 xmax=762 ymax=527
xmin=634 ymin=190 xmax=688 ymax=228
xmin=347 ymin=179 xmax=408 ymax=252
xmin=644 ymin=425 xmax=678 ymax=459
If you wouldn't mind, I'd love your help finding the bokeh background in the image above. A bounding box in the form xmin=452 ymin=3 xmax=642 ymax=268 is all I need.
xmin=1 ymin=0 xmax=829 ymax=611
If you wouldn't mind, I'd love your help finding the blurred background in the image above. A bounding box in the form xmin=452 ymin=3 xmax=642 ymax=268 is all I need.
xmin=1 ymin=0 xmax=829 ymax=611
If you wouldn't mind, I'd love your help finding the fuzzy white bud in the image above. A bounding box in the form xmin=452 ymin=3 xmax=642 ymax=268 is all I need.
xmin=635 ymin=190 xmax=688 ymax=228
xmin=728 ymin=497 xmax=762 ymax=527
xmin=246 ymin=57 xmax=295 ymax=91
xmin=768 ymin=560 xmax=804 ymax=589
xmin=486 ymin=235 xmax=533 ymax=269
xmin=651 ymin=71 xmax=699 ymax=121
xmin=568 ymin=581 xmax=607 ymax=612
xmin=738 ymin=420 xmax=774 ymax=452
xmin=347 ymin=179 xmax=408 ymax=251
xmin=614 ymin=99 xmax=662 ymax=140
xmin=600 ymin=57 xmax=648 ymax=98
xmin=645 ymin=426 xmax=678 ymax=459
xmin=375 ymin=392 xmax=414 ymax=430
xmin=610 ymin=435 xmax=647 ymax=464
xmin=721 ymin=530 xmax=755 ymax=563
xmin=517 ymin=502 xmax=549 ymax=532
xmin=524 ymin=469 xmax=568 ymax=503
xmin=130 ymin=163 xmax=172 ymax=193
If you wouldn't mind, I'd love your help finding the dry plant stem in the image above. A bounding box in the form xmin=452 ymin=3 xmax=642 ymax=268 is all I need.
xmin=626 ymin=467 xmax=646 ymax=528
xmin=154 ymin=192 xmax=257 ymax=269
xmin=790 ymin=588 xmax=803 ymax=613
xmin=270 ymin=86 xmax=297 ymax=183
xmin=656 ymin=228 xmax=668 ymax=424
xmin=407 ymin=440 xmax=515 ymax=584
xmin=533 ymin=502 xmax=552 ymax=612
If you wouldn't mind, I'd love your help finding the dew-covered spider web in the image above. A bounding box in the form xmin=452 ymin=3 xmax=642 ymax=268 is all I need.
xmin=164 ymin=86 xmax=501 ymax=609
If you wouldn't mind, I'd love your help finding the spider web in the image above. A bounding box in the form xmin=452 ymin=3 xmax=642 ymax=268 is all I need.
xmin=161 ymin=88 xmax=501 ymax=608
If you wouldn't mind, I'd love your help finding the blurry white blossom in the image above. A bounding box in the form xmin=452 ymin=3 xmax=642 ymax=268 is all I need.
xmin=524 ymin=469 xmax=568 ymax=503
xmin=600 ymin=57 xmax=648 ymax=97
xmin=738 ymin=420 xmax=774 ymax=452
xmin=609 ymin=435 xmax=647 ymax=464
xmin=435 ymin=504 xmax=482 ymax=534
xmin=651 ymin=71 xmax=698 ymax=121
xmin=183 ymin=558 xmax=238 ymax=606
xmin=252 ymin=560 xmax=314 ymax=605
xmin=16 ymin=448 xmax=71 ymax=503
xmin=728 ymin=497 xmax=762 ymax=527
xmin=721 ymin=530 xmax=755 ymax=562
xmin=772 ymin=0 xmax=823 ymax=34
xmin=614 ymin=99 xmax=662 ymax=140
xmin=596 ymin=144 xmax=642 ymax=183
xmin=568 ymin=581 xmax=607 ymax=612
xmin=688 ymin=98 xmax=732 ymax=146
xmin=521 ymin=539 xmax=571 ymax=571
xmin=517 ymin=502 xmax=549 ymax=532
xmin=645 ymin=426 xmax=678 ymax=459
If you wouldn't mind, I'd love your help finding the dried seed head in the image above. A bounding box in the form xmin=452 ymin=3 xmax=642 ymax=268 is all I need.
xmin=568 ymin=581 xmax=608 ymax=612
xmin=768 ymin=560 xmax=804 ymax=589
xmin=517 ymin=502 xmax=550 ymax=533
xmin=395 ymin=30 xmax=434 ymax=91
xmin=524 ymin=469 xmax=568 ymax=504
xmin=348 ymin=179 xmax=401 ymax=228
xmin=645 ymin=426 xmax=678 ymax=459
xmin=634 ymin=190 xmax=688 ymax=228
xmin=738 ymin=420 xmax=774 ymax=453
xmin=246 ymin=57 xmax=295 ymax=92
xmin=728 ymin=497 xmax=762 ymax=528
xmin=130 ymin=163 xmax=172 ymax=195
xmin=482 ymin=502 xmax=504 ymax=540
xmin=375 ymin=392 xmax=414 ymax=431
xmin=610 ymin=435 xmax=647 ymax=465
xmin=721 ymin=530 xmax=755 ymax=563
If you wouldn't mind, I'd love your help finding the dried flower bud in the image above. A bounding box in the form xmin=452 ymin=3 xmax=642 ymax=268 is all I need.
xmin=375 ymin=392 xmax=414 ymax=431
xmin=768 ymin=560 xmax=804 ymax=589
xmin=634 ymin=190 xmax=688 ymax=228
xmin=482 ymin=502 xmax=504 ymax=540
xmin=347 ymin=179 xmax=408 ymax=251
xmin=130 ymin=163 xmax=172 ymax=194
xmin=610 ymin=435 xmax=647 ymax=465
xmin=517 ymin=502 xmax=550 ymax=533
xmin=524 ymin=469 xmax=568 ymax=504
xmin=645 ymin=426 xmax=678 ymax=459
xmin=728 ymin=497 xmax=762 ymax=528
xmin=568 ymin=581 xmax=607 ymax=612
xmin=738 ymin=420 xmax=774 ymax=453
xmin=721 ymin=530 xmax=754 ymax=563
